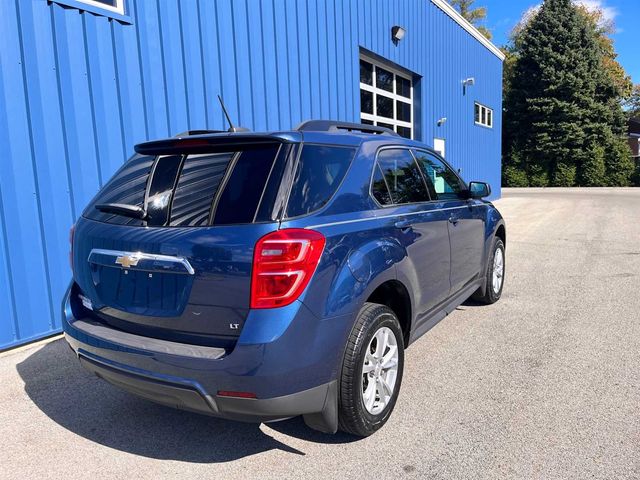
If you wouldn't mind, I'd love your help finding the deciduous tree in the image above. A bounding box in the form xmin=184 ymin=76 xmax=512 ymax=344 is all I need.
xmin=448 ymin=0 xmax=492 ymax=40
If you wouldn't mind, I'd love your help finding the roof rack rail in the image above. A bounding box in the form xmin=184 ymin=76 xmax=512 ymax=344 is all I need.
xmin=296 ymin=120 xmax=398 ymax=136
xmin=173 ymin=129 xmax=226 ymax=137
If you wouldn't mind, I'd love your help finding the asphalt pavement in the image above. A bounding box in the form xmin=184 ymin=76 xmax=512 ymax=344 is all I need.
xmin=1 ymin=187 xmax=639 ymax=479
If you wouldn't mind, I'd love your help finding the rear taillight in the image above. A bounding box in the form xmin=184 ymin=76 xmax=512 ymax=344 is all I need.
xmin=250 ymin=228 xmax=326 ymax=309
xmin=69 ymin=224 xmax=76 ymax=271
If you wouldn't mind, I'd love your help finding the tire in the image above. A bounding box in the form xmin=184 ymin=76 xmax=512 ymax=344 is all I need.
xmin=338 ymin=302 xmax=405 ymax=437
xmin=472 ymin=237 xmax=505 ymax=304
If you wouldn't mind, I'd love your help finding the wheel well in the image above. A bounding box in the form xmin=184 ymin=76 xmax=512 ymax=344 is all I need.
xmin=366 ymin=280 xmax=412 ymax=347
xmin=496 ymin=224 xmax=506 ymax=246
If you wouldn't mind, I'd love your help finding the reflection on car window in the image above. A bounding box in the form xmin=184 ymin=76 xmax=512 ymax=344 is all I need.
xmin=374 ymin=149 xmax=429 ymax=205
xmin=286 ymin=145 xmax=355 ymax=218
xmin=413 ymin=151 xmax=462 ymax=200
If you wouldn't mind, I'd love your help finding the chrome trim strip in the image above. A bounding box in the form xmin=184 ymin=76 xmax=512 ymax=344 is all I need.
xmin=88 ymin=248 xmax=195 ymax=275
xmin=304 ymin=205 xmax=478 ymax=230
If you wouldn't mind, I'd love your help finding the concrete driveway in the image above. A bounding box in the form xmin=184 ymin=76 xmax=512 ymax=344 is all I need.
xmin=1 ymin=188 xmax=639 ymax=479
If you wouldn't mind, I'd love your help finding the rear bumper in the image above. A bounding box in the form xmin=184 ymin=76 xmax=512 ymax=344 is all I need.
xmin=62 ymin=283 xmax=352 ymax=432
xmin=76 ymin=351 xmax=336 ymax=425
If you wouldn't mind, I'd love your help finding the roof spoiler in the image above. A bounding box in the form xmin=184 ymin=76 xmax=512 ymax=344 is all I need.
xmin=296 ymin=120 xmax=398 ymax=136
xmin=134 ymin=135 xmax=290 ymax=156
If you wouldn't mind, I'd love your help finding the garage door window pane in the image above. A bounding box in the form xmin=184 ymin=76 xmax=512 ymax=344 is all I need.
xmin=397 ymin=126 xmax=412 ymax=139
xmin=376 ymin=95 xmax=394 ymax=119
xmin=360 ymin=60 xmax=373 ymax=86
xmin=360 ymin=90 xmax=373 ymax=114
xmin=397 ymin=77 xmax=411 ymax=98
xmin=376 ymin=67 xmax=394 ymax=92
xmin=397 ymin=101 xmax=411 ymax=122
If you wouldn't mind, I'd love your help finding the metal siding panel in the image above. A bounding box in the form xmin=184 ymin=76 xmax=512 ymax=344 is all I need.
xmin=280 ymin=0 xmax=303 ymax=129
xmin=52 ymin=5 xmax=102 ymax=210
xmin=16 ymin=0 xmax=75 ymax=332
xmin=247 ymin=0 xmax=267 ymax=131
xmin=295 ymin=1 xmax=313 ymax=121
xmin=325 ymin=0 xmax=338 ymax=120
xmin=178 ymin=1 xmax=208 ymax=130
xmin=157 ymin=0 xmax=189 ymax=135
xmin=0 ymin=0 xmax=54 ymax=343
xmin=134 ymin=0 xmax=169 ymax=138
xmin=215 ymin=0 xmax=239 ymax=126
xmin=112 ymin=8 xmax=148 ymax=150
xmin=311 ymin=0 xmax=331 ymax=118
xmin=230 ymin=0 xmax=253 ymax=128
xmin=259 ymin=0 xmax=279 ymax=130
xmin=197 ymin=0 xmax=226 ymax=129
xmin=84 ymin=15 xmax=125 ymax=183
xmin=306 ymin=1 xmax=321 ymax=119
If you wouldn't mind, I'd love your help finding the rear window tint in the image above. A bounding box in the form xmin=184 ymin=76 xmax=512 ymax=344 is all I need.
xmin=170 ymin=153 xmax=233 ymax=227
xmin=286 ymin=145 xmax=355 ymax=218
xmin=146 ymin=155 xmax=183 ymax=226
xmin=84 ymin=154 xmax=155 ymax=226
xmin=84 ymin=144 xmax=283 ymax=227
xmin=212 ymin=144 xmax=281 ymax=225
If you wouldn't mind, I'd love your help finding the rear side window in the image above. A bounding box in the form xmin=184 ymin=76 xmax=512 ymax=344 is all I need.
xmin=285 ymin=145 xmax=355 ymax=218
xmin=372 ymin=149 xmax=430 ymax=205
xmin=84 ymin=143 xmax=284 ymax=227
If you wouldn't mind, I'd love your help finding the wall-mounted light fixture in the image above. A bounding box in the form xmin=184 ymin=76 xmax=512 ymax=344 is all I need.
xmin=462 ymin=77 xmax=475 ymax=95
xmin=391 ymin=25 xmax=406 ymax=45
xmin=437 ymin=117 xmax=447 ymax=127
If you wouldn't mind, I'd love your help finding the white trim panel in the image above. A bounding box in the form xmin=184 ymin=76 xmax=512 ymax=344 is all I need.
xmin=430 ymin=0 xmax=506 ymax=61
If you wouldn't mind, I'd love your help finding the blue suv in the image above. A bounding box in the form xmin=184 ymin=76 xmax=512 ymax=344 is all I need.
xmin=63 ymin=121 xmax=506 ymax=437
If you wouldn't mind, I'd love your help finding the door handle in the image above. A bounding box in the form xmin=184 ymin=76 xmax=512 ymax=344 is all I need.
xmin=394 ymin=219 xmax=412 ymax=230
xmin=448 ymin=215 xmax=459 ymax=225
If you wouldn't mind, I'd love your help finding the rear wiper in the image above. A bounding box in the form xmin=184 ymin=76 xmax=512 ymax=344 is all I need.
xmin=95 ymin=203 xmax=147 ymax=220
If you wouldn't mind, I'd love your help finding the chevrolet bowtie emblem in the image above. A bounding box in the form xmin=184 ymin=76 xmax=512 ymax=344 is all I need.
xmin=115 ymin=255 xmax=140 ymax=268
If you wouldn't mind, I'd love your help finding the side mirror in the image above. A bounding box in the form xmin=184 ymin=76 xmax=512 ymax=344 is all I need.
xmin=467 ymin=181 xmax=491 ymax=199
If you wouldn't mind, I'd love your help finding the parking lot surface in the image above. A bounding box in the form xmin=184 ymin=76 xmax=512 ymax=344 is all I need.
xmin=1 ymin=188 xmax=639 ymax=479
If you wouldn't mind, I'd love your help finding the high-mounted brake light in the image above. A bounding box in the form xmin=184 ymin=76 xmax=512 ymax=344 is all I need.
xmin=250 ymin=229 xmax=326 ymax=309
xmin=69 ymin=224 xmax=76 ymax=271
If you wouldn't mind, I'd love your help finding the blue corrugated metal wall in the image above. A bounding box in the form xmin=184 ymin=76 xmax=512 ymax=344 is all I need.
xmin=0 ymin=0 xmax=502 ymax=349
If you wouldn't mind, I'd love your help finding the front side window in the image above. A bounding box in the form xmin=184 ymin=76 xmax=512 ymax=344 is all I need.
xmin=372 ymin=149 xmax=430 ymax=206
xmin=413 ymin=151 xmax=463 ymax=200
xmin=359 ymin=55 xmax=414 ymax=139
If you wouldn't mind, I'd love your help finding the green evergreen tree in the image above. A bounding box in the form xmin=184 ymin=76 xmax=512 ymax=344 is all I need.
xmin=580 ymin=144 xmax=606 ymax=186
xmin=603 ymin=133 xmax=634 ymax=186
xmin=503 ymin=0 xmax=633 ymax=187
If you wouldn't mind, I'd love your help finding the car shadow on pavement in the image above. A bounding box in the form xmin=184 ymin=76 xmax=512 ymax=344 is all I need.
xmin=16 ymin=339 xmax=357 ymax=463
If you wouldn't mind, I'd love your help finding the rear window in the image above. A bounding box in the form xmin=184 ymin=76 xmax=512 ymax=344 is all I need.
xmin=84 ymin=143 xmax=285 ymax=227
xmin=84 ymin=154 xmax=155 ymax=226
xmin=285 ymin=145 xmax=355 ymax=218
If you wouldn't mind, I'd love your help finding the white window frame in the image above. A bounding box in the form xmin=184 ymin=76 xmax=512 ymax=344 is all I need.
xmin=360 ymin=54 xmax=414 ymax=139
xmin=474 ymin=102 xmax=493 ymax=129
xmin=76 ymin=0 xmax=125 ymax=15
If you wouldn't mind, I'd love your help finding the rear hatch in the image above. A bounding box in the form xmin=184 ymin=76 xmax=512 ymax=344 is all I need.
xmin=72 ymin=135 xmax=296 ymax=348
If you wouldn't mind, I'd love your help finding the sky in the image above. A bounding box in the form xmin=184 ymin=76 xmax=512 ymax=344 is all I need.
xmin=478 ymin=0 xmax=640 ymax=83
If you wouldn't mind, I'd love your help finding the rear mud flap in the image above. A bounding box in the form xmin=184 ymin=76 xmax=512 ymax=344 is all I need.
xmin=303 ymin=380 xmax=338 ymax=434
